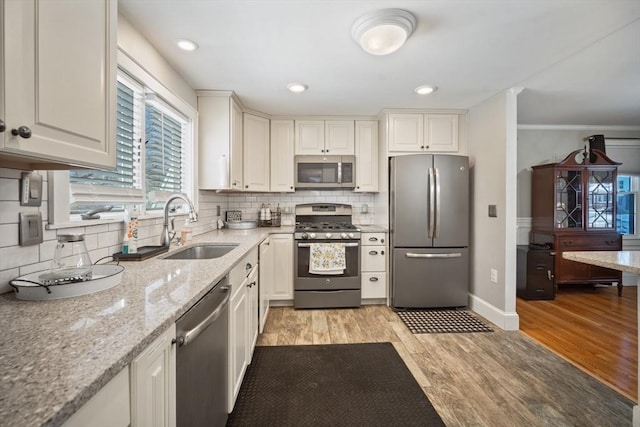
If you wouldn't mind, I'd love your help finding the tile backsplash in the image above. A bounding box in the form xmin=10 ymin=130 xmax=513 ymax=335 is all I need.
xmin=0 ymin=169 xmax=376 ymax=295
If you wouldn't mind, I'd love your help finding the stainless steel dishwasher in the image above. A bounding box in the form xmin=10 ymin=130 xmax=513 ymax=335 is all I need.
xmin=175 ymin=275 xmax=230 ymax=427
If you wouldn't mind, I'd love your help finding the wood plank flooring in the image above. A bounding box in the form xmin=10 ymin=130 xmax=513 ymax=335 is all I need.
xmin=517 ymin=285 xmax=638 ymax=402
xmin=257 ymin=305 xmax=633 ymax=426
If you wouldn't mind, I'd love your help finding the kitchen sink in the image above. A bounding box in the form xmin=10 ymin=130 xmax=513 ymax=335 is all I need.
xmin=163 ymin=243 xmax=239 ymax=260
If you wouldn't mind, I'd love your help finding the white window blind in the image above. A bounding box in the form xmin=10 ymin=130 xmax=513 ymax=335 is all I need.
xmin=69 ymin=70 xmax=193 ymax=215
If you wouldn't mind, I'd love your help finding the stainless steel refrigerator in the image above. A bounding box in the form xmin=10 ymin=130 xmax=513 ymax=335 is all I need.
xmin=390 ymin=154 xmax=469 ymax=308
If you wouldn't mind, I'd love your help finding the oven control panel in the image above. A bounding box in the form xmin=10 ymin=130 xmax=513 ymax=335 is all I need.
xmin=295 ymin=231 xmax=361 ymax=240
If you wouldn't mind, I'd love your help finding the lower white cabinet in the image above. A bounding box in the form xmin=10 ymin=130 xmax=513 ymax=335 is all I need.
xmin=246 ymin=265 xmax=259 ymax=360
xmin=361 ymin=232 xmax=387 ymax=300
xmin=259 ymin=238 xmax=274 ymax=332
xmin=269 ymin=234 xmax=294 ymax=301
xmin=63 ymin=366 xmax=130 ymax=427
xmin=130 ymin=324 xmax=176 ymax=427
xmin=228 ymin=247 xmax=258 ymax=413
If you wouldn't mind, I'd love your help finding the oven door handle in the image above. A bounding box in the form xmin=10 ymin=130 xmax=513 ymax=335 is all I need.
xmin=297 ymin=242 xmax=360 ymax=248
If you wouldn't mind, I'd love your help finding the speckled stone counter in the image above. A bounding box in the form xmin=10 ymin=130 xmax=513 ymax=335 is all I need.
xmin=357 ymin=225 xmax=388 ymax=233
xmin=562 ymin=250 xmax=640 ymax=275
xmin=0 ymin=227 xmax=291 ymax=427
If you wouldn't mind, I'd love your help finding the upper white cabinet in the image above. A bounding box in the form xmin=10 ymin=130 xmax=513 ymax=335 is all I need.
xmin=388 ymin=113 xmax=458 ymax=153
xmin=295 ymin=120 xmax=354 ymax=155
xmin=354 ymin=120 xmax=378 ymax=192
xmin=0 ymin=0 xmax=117 ymax=170
xmin=198 ymin=91 xmax=243 ymax=190
xmin=243 ymin=113 xmax=270 ymax=192
xmin=270 ymin=119 xmax=295 ymax=192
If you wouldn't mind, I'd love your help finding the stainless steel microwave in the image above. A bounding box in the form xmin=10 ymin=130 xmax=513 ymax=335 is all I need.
xmin=294 ymin=155 xmax=355 ymax=189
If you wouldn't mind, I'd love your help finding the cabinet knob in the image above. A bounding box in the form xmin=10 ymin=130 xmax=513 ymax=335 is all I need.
xmin=290 ymin=186 xmax=294 ymax=189
xmin=381 ymin=250 xmax=385 ymax=255
xmin=381 ymin=238 xmax=385 ymax=244
xmin=246 ymin=263 xmax=252 ymax=270
xmin=326 ymin=149 xmax=329 ymax=153
xmin=11 ymin=126 xmax=32 ymax=139
xmin=245 ymin=185 xmax=249 ymax=188
xmin=0 ymin=119 xmax=5 ymax=133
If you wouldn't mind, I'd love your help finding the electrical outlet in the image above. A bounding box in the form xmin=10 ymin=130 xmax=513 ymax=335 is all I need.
xmin=490 ymin=268 xmax=498 ymax=283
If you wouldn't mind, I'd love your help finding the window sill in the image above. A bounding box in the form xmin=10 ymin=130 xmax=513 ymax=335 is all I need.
xmin=46 ymin=211 xmax=189 ymax=230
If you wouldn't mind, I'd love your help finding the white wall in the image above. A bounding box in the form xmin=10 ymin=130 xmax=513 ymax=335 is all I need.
xmin=467 ymin=89 xmax=520 ymax=330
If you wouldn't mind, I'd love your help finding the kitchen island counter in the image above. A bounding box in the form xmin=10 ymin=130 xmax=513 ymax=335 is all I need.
xmin=562 ymin=250 xmax=640 ymax=275
xmin=0 ymin=228 xmax=279 ymax=427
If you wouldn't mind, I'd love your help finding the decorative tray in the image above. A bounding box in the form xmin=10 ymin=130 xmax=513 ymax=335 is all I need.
xmin=10 ymin=264 xmax=125 ymax=301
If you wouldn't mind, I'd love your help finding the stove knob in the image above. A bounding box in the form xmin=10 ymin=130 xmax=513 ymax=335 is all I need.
xmin=348 ymin=233 xmax=355 ymax=239
xmin=301 ymin=232 xmax=309 ymax=239
xmin=325 ymin=233 xmax=332 ymax=239
xmin=341 ymin=233 xmax=347 ymax=239
xmin=309 ymin=233 xmax=316 ymax=239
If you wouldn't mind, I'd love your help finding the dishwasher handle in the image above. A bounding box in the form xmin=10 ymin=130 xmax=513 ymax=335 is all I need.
xmin=177 ymin=290 xmax=230 ymax=347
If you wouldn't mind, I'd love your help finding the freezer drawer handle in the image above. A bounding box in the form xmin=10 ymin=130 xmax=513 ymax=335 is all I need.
xmin=405 ymin=252 xmax=462 ymax=259
xmin=297 ymin=242 xmax=359 ymax=248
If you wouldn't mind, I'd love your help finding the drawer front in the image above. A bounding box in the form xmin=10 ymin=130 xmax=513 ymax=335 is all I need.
xmin=230 ymin=247 xmax=259 ymax=295
xmin=362 ymin=233 xmax=386 ymax=246
xmin=557 ymin=234 xmax=621 ymax=250
xmin=362 ymin=246 xmax=386 ymax=271
xmin=361 ymin=272 xmax=386 ymax=299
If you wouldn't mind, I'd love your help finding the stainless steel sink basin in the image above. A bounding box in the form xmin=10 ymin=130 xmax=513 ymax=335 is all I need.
xmin=163 ymin=243 xmax=239 ymax=260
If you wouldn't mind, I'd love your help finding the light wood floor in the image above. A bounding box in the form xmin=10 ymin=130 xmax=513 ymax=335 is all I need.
xmin=257 ymin=305 xmax=633 ymax=426
xmin=517 ymin=285 xmax=638 ymax=402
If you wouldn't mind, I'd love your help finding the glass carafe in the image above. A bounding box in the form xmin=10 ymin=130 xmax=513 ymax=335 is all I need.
xmin=49 ymin=234 xmax=92 ymax=283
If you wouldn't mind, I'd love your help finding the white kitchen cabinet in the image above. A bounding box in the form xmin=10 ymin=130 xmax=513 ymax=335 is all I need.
xmin=63 ymin=366 xmax=130 ymax=427
xmin=198 ymin=91 xmax=243 ymax=190
xmin=354 ymin=120 xmax=378 ymax=192
xmin=259 ymin=238 xmax=274 ymax=332
xmin=246 ymin=264 xmax=259 ymax=360
xmin=361 ymin=232 xmax=387 ymax=300
xmin=130 ymin=324 xmax=176 ymax=427
xmin=243 ymin=113 xmax=270 ymax=191
xmin=269 ymin=234 xmax=294 ymax=301
xmin=270 ymin=119 xmax=295 ymax=192
xmin=388 ymin=113 xmax=458 ymax=153
xmin=294 ymin=120 xmax=354 ymax=155
xmin=0 ymin=0 xmax=117 ymax=170
xmin=228 ymin=247 xmax=258 ymax=412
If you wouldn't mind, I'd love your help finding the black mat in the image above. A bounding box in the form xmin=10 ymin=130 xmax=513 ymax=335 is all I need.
xmin=397 ymin=309 xmax=493 ymax=334
xmin=227 ymin=343 xmax=445 ymax=426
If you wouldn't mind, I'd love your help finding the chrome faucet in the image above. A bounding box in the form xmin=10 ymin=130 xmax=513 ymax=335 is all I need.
xmin=161 ymin=194 xmax=198 ymax=247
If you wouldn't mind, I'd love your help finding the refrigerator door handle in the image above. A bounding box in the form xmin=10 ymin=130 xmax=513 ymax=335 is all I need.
xmin=405 ymin=252 xmax=462 ymax=259
xmin=434 ymin=167 xmax=441 ymax=238
xmin=428 ymin=167 xmax=435 ymax=238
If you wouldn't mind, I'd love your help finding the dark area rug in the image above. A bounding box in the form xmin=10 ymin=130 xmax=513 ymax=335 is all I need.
xmin=226 ymin=342 xmax=445 ymax=427
xmin=397 ymin=309 xmax=493 ymax=334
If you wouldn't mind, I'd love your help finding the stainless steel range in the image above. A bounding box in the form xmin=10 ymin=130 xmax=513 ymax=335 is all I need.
xmin=294 ymin=203 xmax=361 ymax=309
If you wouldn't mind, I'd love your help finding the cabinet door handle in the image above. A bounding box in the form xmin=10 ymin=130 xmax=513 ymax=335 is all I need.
xmin=11 ymin=126 xmax=32 ymax=139
xmin=369 ymin=277 xmax=379 ymax=282
xmin=547 ymin=270 xmax=552 ymax=280
xmin=368 ymin=237 xmax=378 ymax=242
xmin=369 ymin=250 xmax=378 ymax=255
xmin=0 ymin=119 xmax=5 ymax=133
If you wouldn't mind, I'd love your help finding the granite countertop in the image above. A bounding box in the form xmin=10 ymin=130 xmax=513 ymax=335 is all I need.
xmin=357 ymin=225 xmax=388 ymax=233
xmin=0 ymin=227 xmax=292 ymax=427
xmin=562 ymin=250 xmax=640 ymax=275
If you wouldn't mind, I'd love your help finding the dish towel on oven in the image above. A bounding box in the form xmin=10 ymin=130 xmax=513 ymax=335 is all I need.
xmin=309 ymin=243 xmax=346 ymax=275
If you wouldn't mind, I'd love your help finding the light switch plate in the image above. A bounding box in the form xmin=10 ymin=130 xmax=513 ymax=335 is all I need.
xmin=20 ymin=172 xmax=43 ymax=207
xmin=19 ymin=212 xmax=43 ymax=246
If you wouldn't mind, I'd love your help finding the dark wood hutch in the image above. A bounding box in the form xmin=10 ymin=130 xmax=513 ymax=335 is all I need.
xmin=530 ymin=149 xmax=623 ymax=296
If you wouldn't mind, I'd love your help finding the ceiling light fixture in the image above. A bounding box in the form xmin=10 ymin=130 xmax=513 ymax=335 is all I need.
xmin=177 ymin=39 xmax=199 ymax=51
xmin=415 ymin=85 xmax=437 ymax=95
xmin=351 ymin=9 xmax=416 ymax=56
xmin=287 ymin=82 xmax=308 ymax=93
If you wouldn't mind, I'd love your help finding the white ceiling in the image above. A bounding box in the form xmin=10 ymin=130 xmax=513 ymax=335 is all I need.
xmin=118 ymin=0 xmax=640 ymax=126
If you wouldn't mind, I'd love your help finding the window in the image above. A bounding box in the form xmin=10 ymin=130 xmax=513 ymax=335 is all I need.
xmin=69 ymin=70 xmax=194 ymax=218
xmin=616 ymin=175 xmax=638 ymax=238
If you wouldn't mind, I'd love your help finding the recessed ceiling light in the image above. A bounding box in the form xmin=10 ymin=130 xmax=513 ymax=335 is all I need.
xmin=415 ymin=85 xmax=437 ymax=95
xmin=177 ymin=39 xmax=199 ymax=51
xmin=287 ymin=83 xmax=308 ymax=93
xmin=352 ymin=9 xmax=417 ymax=56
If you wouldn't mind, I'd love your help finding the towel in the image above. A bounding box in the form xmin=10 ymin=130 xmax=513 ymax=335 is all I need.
xmin=309 ymin=243 xmax=346 ymax=275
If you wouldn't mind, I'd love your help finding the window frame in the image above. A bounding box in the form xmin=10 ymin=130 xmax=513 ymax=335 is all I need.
xmin=48 ymin=49 xmax=198 ymax=227
xmin=616 ymin=174 xmax=639 ymax=240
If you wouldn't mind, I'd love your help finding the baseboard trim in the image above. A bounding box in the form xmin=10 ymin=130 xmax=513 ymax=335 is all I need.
xmin=469 ymin=294 xmax=519 ymax=331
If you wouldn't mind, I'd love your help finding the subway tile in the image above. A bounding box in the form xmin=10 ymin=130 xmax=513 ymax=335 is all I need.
xmin=0 ymin=178 xmax=19 ymax=201
xmin=98 ymin=230 xmax=120 ymax=248
xmin=84 ymin=224 xmax=110 ymax=235
xmin=0 ymin=202 xmax=22 ymax=224
xmin=0 ymin=245 xmax=39 ymax=270
xmin=39 ymin=239 xmax=58 ymax=262
xmin=84 ymin=233 xmax=99 ymax=251
xmin=20 ymin=260 xmax=51 ymax=276
xmin=0 ymin=224 xmax=19 ymax=247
